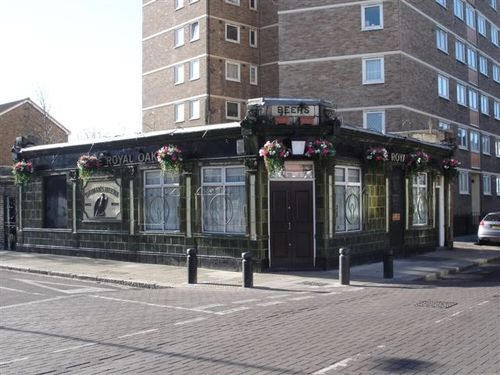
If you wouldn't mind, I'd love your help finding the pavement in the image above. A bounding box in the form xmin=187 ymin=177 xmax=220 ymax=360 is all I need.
xmin=0 ymin=236 xmax=499 ymax=291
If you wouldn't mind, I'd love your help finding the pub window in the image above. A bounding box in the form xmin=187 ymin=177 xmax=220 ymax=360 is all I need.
xmin=335 ymin=166 xmax=362 ymax=232
xmin=144 ymin=171 xmax=180 ymax=232
xmin=412 ymin=173 xmax=428 ymax=226
xmin=459 ymin=171 xmax=469 ymax=194
xmin=44 ymin=175 xmax=67 ymax=228
xmin=201 ymin=166 xmax=246 ymax=234
xmin=225 ymin=23 xmax=240 ymax=43
xmin=361 ymin=3 xmax=383 ymax=30
xmin=362 ymin=57 xmax=384 ymax=84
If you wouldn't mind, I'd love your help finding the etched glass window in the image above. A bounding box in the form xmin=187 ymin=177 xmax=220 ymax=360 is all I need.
xmin=412 ymin=173 xmax=428 ymax=226
xmin=202 ymin=166 xmax=246 ymax=234
xmin=335 ymin=166 xmax=361 ymax=232
xmin=144 ymin=171 xmax=180 ymax=231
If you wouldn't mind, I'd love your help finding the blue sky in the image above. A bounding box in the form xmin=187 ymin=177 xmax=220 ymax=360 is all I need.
xmin=0 ymin=0 xmax=142 ymax=140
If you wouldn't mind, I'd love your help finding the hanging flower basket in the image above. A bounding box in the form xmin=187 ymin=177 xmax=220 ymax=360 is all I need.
xmin=441 ymin=158 xmax=460 ymax=177
xmin=365 ymin=146 xmax=388 ymax=170
xmin=156 ymin=144 xmax=183 ymax=174
xmin=304 ymin=139 xmax=335 ymax=159
xmin=259 ymin=140 xmax=290 ymax=177
xmin=12 ymin=160 xmax=33 ymax=185
xmin=406 ymin=150 xmax=430 ymax=173
xmin=77 ymin=155 xmax=102 ymax=182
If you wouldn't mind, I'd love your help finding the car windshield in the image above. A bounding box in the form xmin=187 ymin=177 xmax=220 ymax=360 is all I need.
xmin=484 ymin=213 xmax=500 ymax=222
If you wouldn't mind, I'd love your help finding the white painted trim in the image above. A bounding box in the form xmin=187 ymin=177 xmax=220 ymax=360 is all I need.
xmin=142 ymin=94 xmax=208 ymax=111
xmin=186 ymin=175 xmax=192 ymax=238
xmin=142 ymin=15 xmax=207 ymax=42
xmin=385 ymin=178 xmax=389 ymax=233
xmin=249 ymin=174 xmax=256 ymax=241
xmin=362 ymin=56 xmax=385 ymax=84
xmin=337 ymin=104 xmax=500 ymax=138
xmin=363 ymin=109 xmax=385 ymax=133
xmin=211 ymin=94 xmax=247 ymax=103
xmin=143 ymin=54 xmax=207 ymax=76
xmin=261 ymin=23 xmax=278 ymax=30
xmin=0 ymin=100 xmax=26 ymax=117
xmin=72 ymin=181 xmax=77 ymax=234
xmin=328 ymin=174 xmax=334 ymax=238
xmin=405 ymin=178 xmax=409 ymax=231
xmin=279 ymin=50 xmax=399 ymax=66
xmin=439 ymin=176 xmax=445 ymax=247
xmin=129 ymin=179 xmax=135 ymax=235
xmin=225 ymin=23 xmax=241 ymax=44
xmin=260 ymin=61 xmax=278 ymax=67
xmin=225 ymin=60 xmax=241 ymax=82
xmin=225 ymin=100 xmax=241 ymax=120
xmin=142 ymin=0 xmax=157 ymax=7
xmin=278 ymin=0 xmax=383 ymax=15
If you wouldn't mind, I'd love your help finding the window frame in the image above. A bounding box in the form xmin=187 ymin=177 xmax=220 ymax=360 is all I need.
xmin=495 ymin=101 xmax=500 ymax=120
xmin=482 ymin=134 xmax=491 ymax=155
xmin=226 ymin=101 xmax=241 ymax=120
xmin=479 ymin=55 xmax=488 ymax=76
xmin=436 ymin=28 xmax=448 ymax=53
xmin=143 ymin=170 xmax=181 ymax=232
xmin=467 ymin=48 xmax=477 ymax=70
xmin=174 ymin=102 xmax=185 ymax=123
xmin=493 ymin=64 xmax=500 ymax=83
xmin=190 ymin=21 xmax=200 ymax=42
xmin=361 ymin=3 xmax=384 ymax=31
xmin=478 ymin=14 xmax=487 ymax=36
xmin=225 ymin=60 xmax=241 ymax=82
xmin=189 ymin=99 xmax=200 ymax=120
xmin=174 ymin=27 xmax=185 ymax=48
xmin=189 ymin=59 xmax=200 ymax=81
xmin=456 ymin=83 xmax=467 ymax=106
xmin=362 ymin=57 xmax=385 ymax=84
xmin=201 ymin=165 xmax=247 ymax=234
xmin=175 ymin=0 xmax=184 ymax=10
xmin=249 ymin=65 xmax=258 ymax=85
xmin=457 ymin=128 xmax=468 ymax=149
xmin=483 ymin=175 xmax=492 ymax=195
xmin=470 ymin=130 xmax=480 ymax=153
xmin=481 ymin=95 xmax=490 ymax=115
xmin=496 ymin=139 xmax=500 ymax=157
xmin=335 ymin=166 xmax=362 ymax=233
xmin=455 ymin=40 xmax=466 ymax=63
xmin=465 ymin=3 xmax=476 ymax=29
xmin=438 ymin=74 xmax=449 ymax=99
xmin=468 ymin=88 xmax=478 ymax=111
xmin=174 ymin=63 xmax=184 ymax=85
xmin=363 ymin=110 xmax=385 ymax=134
xmin=249 ymin=0 xmax=257 ymax=10
xmin=459 ymin=171 xmax=470 ymax=194
xmin=454 ymin=0 xmax=464 ymax=19
xmin=436 ymin=0 xmax=446 ymax=8
xmin=497 ymin=176 xmax=500 ymax=196
xmin=412 ymin=173 xmax=429 ymax=226
xmin=249 ymin=28 xmax=258 ymax=48
xmin=225 ymin=23 xmax=240 ymax=44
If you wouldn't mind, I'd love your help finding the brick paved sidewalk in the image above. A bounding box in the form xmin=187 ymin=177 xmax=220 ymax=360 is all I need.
xmin=0 ymin=238 xmax=499 ymax=291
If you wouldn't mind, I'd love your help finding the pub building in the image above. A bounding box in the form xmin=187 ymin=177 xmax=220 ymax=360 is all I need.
xmin=13 ymin=98 xmax=456 ymax=271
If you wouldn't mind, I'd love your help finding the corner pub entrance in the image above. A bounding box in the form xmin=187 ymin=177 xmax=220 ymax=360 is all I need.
xmin=13 ymin=98 xmax=455 ymax=271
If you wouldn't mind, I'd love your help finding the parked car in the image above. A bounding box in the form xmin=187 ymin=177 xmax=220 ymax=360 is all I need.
xmin=477 ymin=212 xmax=500 ymax=245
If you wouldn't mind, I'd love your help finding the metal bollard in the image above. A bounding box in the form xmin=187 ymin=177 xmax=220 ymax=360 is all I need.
xmin=187 ymin=248 xmax=198 ymax=284
xmin=242 ymin=252 xmax=253 ymax=288
xmin=383 ymin=249 xmax=394 ymax=279
xmin=339 ymin=247 xmax=350 ymax=285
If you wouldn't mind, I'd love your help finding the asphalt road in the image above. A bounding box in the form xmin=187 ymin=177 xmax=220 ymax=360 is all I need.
xmin=1 ymin=261 xmax=499 ymax=374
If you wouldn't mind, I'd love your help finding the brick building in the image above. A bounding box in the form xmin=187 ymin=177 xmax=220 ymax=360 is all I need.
xmin=142 ymin=0 xmax=499 ymax=234
xmin=0 ymin=98 xmax=69 ymax=249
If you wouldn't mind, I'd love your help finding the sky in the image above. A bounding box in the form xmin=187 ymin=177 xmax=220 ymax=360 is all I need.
xmin=0 ymin=0 xmax=142 ymax=141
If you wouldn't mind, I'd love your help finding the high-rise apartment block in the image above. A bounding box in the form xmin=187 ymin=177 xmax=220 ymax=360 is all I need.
xmin=142 ymin=0 xmax=499 ymax=233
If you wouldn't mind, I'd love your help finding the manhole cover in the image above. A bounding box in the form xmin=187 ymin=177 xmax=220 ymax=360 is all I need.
xmin=300 ymin=281 xmax=329 ymax=287
xmin=415 ymin=300 xmax=457 ymax=309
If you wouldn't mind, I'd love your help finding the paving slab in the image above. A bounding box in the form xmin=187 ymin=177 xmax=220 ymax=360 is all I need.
xmin=0 ymin=239 xmax=499 ymax=291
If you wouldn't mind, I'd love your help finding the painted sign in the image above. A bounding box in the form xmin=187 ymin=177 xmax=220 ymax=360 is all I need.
xmin=83 ymin=179 xmax=121 ymax=221
xmin=390 ymin=153 xmax=407 ymax=163
xmin=103 ymin=151 xmax=157 ymax=167
xmin=271 ymin=105 xmax=319 ymax=117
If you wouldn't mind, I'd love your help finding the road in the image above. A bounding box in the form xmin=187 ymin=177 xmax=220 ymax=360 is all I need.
xmin=1 ymin=261 xmax=499 ymax=374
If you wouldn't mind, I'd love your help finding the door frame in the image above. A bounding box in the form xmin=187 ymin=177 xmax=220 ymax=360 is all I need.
xmin=267 ymin=178 xmax=316 ymax=269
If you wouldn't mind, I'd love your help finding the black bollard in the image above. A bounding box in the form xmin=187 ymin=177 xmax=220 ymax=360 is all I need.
xmin=187 ymin=248 xmax=198 ymax=284
xmin=383 ymin=249 xmax=394 ymax=279
xmin=242 ymin=252 xmax=253 ymax=288
xmin=339 ymin=248 xmax=350 ymax=285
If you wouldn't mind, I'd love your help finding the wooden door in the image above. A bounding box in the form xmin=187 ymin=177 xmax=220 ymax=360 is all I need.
xmin=269 ymin=181 xmax=314 ymax=269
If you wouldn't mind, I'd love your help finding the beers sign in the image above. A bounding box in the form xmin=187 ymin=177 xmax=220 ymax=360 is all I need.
xmin=271 ymin=105 xmax=319 ymax=117
xmin=83 ymin=179 xmax=122 ymax=221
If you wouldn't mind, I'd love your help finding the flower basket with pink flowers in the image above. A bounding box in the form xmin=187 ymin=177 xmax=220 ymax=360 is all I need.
xmin=77 ymin=155 xmax=102 ymax=182
xmin=441 ymin=158 xmax=461 ymax=177
xmin=365 ymin=146 xmax=388 ymax=170
xmin=304 ymin=139 xmax=335 ymax=159
xmin=259 ymin=140 xmax=290 ymax=177
xmin=12 ymin=160 xmax=33 ymax=185
xmin=406 ymin=150 xmax=430 ymax=173
xmin=156 ymin=145 xmax=183 ymax=174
